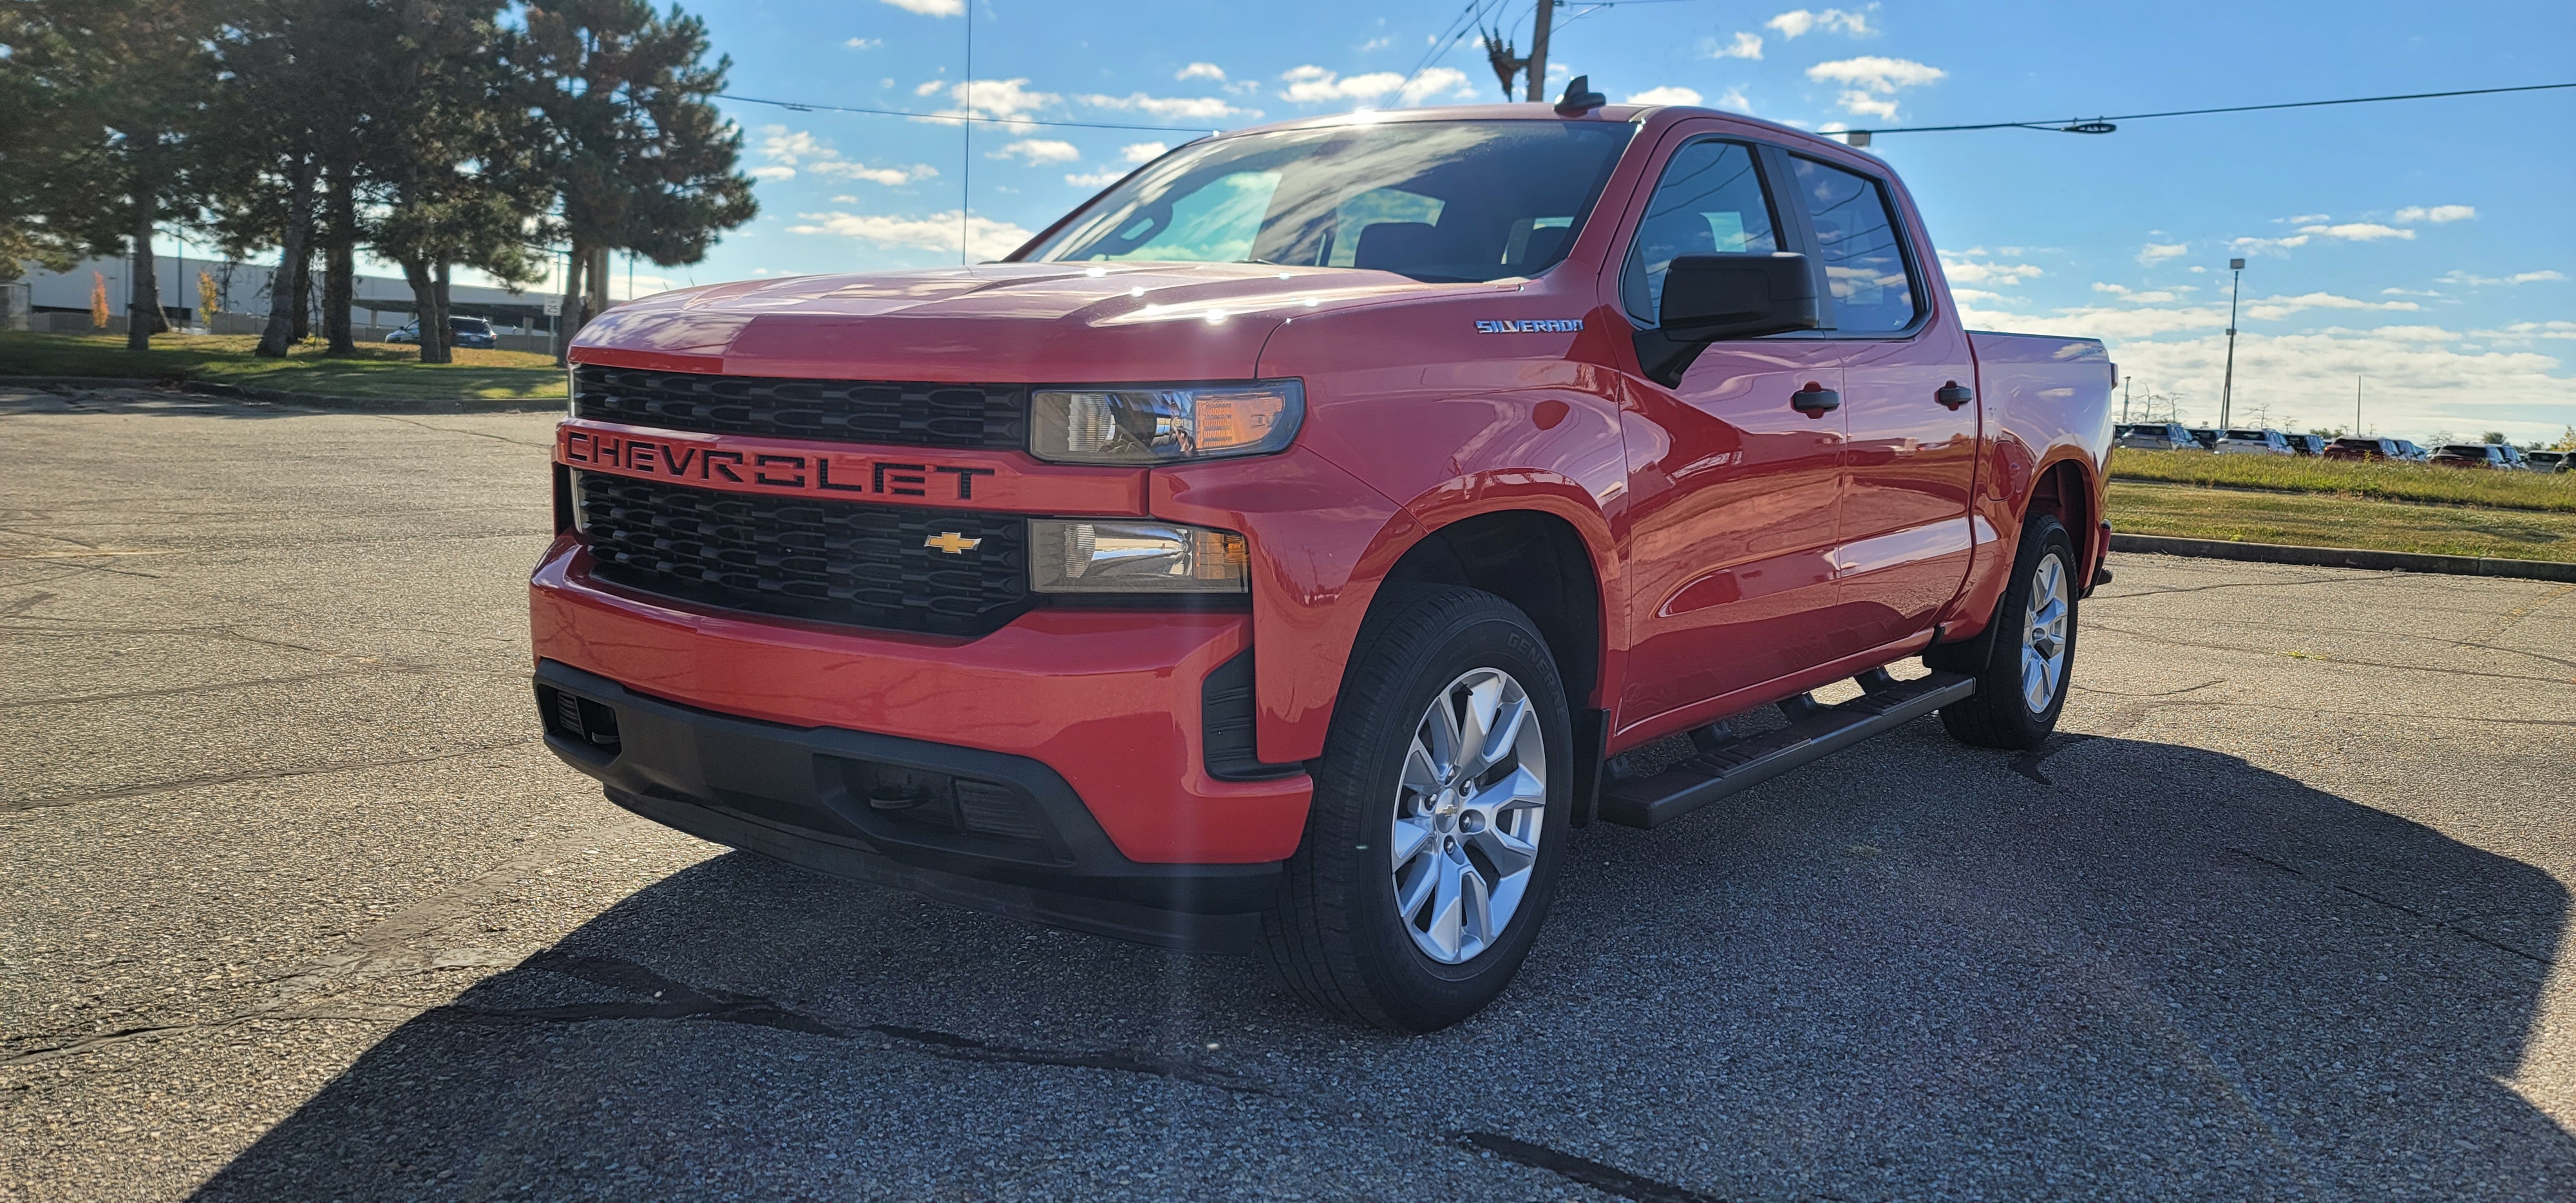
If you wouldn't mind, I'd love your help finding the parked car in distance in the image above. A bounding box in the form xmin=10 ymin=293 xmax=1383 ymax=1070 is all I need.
xmin=2390 ymin=439 xmax=2429 ymax=462
xmin=2114 ymin=422 xmax=2199 ymax=451
xmin=2325 ymin=437 xmax=2405 ymax=462
xmin=2215 ymin=428 xmax=2295 ymax=456
xmin=2431 ymin=443 xmax=2520 ymax=469
xmin=2526 ymin=450 xmax=2572 ymax=473
xmin=385 ymin=316 xmax=499 ymax=349
xmin=2285 ymin=433 xmax=2330 ymax=456
xmin=2188 ymin=427 xmax=2221 ymax=450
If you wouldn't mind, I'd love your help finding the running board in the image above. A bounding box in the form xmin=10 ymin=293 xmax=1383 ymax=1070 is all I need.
xmin=1596 ymin=671 xmax=1977 ymax=829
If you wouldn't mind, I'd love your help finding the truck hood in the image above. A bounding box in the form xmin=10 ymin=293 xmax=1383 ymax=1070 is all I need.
xmin=570 ymin=261 xmax=1461 ymax=382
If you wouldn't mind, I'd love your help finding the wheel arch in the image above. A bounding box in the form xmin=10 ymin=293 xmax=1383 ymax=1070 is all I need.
xmin=1371 ymin=506 xmax=1611 ymax=716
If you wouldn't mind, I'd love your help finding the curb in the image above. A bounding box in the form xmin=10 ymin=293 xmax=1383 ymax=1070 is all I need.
xmin=0 ymin=375 xmax=564 ymax=414
xmin=2111 ymin=533 xmax=2576 ymax=583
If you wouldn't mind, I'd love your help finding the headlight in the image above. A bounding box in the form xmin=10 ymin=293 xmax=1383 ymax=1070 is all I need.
xmin=565 ymin=364 xmax=579 ymax=420
xmin=1028 ymin=380 xmax=1302 ymax=464
xmin=1029 ymin=519 xmax=1249 ymax=593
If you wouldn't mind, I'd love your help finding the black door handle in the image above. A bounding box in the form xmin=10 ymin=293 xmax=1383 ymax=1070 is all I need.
xmin=1935 ymin=381 xmax=1974 ymax=410
xmin=1790 ymin=382 xmax=1841 ymax=419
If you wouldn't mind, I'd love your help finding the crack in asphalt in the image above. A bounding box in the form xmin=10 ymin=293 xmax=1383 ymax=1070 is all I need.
xmin=0 ymin=739 xmax=544 ymax=813
xmin=2226 ymin=848 xmax=2556 ymax=969
xmin=431 ymin=949 xmax=1283 ymax=1098
xmin=1457 ymin=1132 xmax=1736 ymax=1202
xmin=2087 ymin=622 xmax=2576 ymax=685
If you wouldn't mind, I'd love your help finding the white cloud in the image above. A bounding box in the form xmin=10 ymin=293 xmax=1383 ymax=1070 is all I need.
xmin=1278 ymin=64 xmax=1475 ymax=106
xmin=2233 ymin=234 xmax=2309 ymax=256
xmin=1065 ymin=169 xmax=1125 ymax=187
xmin=1624 ymin=86 xmax=1704 ymax=107
xmin=1949 ymin=287 xmax=2009 ymax=304
xmin=1766 ymin=8 xmax=1873 ymax=38
xmin=913 ymin=79 xmax=945 ymax=97
xmin=2477 ymin=320 xmax=2576 ymax=341
xmin=1120 ymin=141 xmax=1169 ymax=164
xmin=1940 ymin=256 xmax=2042 ymax=286
xmin=1358 ymin=36 xmax=1394 ymax=52
xmin=1806 ymin=56 xmax=1942 ymax=119
xmin=813 ymin=162 xmax=937 ymax=186
xmin=918 ymin=78 xmax=1059 ymax=124
xmin=1077 ymin=91 xmax=1256 ymax=120
xmin=756 ymin=126 xmax=935 ymax=186
xmin=2394 ymin=204 xmax=2476 ymax=223
xmin=2137 ymin=242 xmax=2189 ymax=266
xmin=878 ymin=0 xmax=962 ymax=15
xmin=2300 ymin=222 xmax=2414 ymax=242
xmin=845 ymin=37 xmax=882 ymax=50
xmin=2284 ymin=213 xmax=2331 ymax=224
xmin=2093 ymin=283 xmax=2184 ymax=303
xmin=992 ymin=138 xmax=1079 ymax=164
xmin=2441 ymin=269 xmax=2568 ymax=287
xmin=1707 ymin=32 xmax=1763 ymax=59
xmin=1176 ymin=62 xmax=1227 ymax=82
xmin=1716 ymin=86 xmax=1753 ymax=111
xmin=788 ymin=209 xmax=1034 ymax=260
xmin=2076 ymin=327 xmax=2574 ymax=443
xmin=2242 ymin=292 xmax=2421 ymax=320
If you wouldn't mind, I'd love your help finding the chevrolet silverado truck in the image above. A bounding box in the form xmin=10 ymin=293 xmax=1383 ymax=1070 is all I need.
xmin=532 ymin=88 xmax=2114 ymax=1032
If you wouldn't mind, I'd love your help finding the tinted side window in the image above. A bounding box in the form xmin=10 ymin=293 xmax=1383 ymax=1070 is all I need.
xmin=1788 ymin=156 xmax=1918 ymax=332
xmin=1621 ymin=140 xmax=1779 ymax=321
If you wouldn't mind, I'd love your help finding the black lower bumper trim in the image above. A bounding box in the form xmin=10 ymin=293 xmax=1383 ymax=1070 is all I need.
xmin=535 ymin=659 xmax=1282 ymax=952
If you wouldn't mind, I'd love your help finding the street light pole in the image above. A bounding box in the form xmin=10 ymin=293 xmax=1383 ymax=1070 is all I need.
xmin=2121 ymin=375 xmax=2132 ymax=423
xmin=2219 ymin=256 xmax=2245 ymax=431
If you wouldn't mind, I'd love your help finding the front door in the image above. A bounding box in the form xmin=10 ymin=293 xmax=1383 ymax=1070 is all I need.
xmin=1783 ymin=152 xmax=1979 ymax=650
xmin=1614 ymin=137 xmax=1852 ymax=728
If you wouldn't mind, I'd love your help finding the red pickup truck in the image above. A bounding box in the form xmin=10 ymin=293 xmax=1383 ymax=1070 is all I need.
xmin=533 ymin=90 xmax=2114 ymax=1031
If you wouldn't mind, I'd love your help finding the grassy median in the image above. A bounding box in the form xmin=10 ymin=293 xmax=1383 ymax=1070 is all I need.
xmin=0 ymin=330 xmax=565 ymax=401
xmin=2110 ymin=448 xmax=2576 ymax=513
xmin=2111 ymin=480 xmax=2576 ymax=563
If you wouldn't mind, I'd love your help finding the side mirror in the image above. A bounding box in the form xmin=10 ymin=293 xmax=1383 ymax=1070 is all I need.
xmin=1635 ymin=252 xmax=1820 ymax=386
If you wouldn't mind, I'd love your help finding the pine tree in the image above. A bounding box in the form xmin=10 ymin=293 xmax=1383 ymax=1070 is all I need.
xmin=516 ymin=1 xmax=756 ymax=361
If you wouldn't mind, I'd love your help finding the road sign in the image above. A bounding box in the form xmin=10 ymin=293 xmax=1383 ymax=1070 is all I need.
xmin=543 ymin=297 xmax=564 ymax=316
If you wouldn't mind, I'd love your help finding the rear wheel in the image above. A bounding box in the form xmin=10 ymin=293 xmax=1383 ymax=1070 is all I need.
xmin=1261 ymin=585 xmax=1571 ymax=1032
xmin=1939 ymin=514 xmax=2078 ymax=750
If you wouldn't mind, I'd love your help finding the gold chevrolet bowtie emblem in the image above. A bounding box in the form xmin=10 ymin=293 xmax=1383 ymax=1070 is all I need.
xmin=924 ymin=531 xmax=981 ymax=554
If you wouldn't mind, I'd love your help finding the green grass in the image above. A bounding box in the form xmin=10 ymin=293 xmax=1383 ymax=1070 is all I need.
xmin=2112 ymin=480 xmax=2576 ymax=563
xmin=2110 ymin=448 xmax=2576 ymax=513
xmin=0 ymin=331 xmax=565 ymax=401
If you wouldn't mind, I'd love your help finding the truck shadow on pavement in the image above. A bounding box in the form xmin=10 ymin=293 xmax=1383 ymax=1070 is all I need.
xmin=192 ymin=731 xmax=2575 ymax=1200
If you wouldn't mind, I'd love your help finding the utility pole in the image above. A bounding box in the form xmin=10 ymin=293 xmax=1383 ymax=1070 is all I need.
xmin=2121 ymin=375 xmax=2132 ymax=422
xmin=2219 ymin=256 xmax=2245 ymax=431
xmin=2355 ymin=374 xmax=2363 ymax=436
xmin=1524 ymin=0 xmax=1555 ymax=102
xmin=960 ymin=6 xmax=973 ymax=266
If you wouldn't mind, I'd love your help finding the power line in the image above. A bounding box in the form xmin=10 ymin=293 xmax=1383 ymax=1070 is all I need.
xmin=714 ymin=92 xmax=1211 ymax=134
xmin=1850 ymin=81 xmax=2576 ymax=135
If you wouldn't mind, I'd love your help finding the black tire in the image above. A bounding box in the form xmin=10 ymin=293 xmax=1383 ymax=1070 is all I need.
xmin=1938 ymin=513 xmax=2079 ymax=750
xmin=1260 ymin=585 xmax=1573 ymax=1032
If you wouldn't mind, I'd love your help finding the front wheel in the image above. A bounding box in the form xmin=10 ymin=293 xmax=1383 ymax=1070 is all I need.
xmin=1938 ymin=514 xmax=2079 ymax=750
xmin=1261 ymin=585 xmax=1571 ymax=1032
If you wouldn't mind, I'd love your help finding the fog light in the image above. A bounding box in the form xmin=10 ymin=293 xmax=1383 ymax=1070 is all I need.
xmin=1028 ymin=519 xmax=1249 ymax=593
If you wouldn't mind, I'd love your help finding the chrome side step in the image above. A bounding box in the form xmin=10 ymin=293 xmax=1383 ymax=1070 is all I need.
xmin=1596 ymin=670 xmax=1977 ymax=830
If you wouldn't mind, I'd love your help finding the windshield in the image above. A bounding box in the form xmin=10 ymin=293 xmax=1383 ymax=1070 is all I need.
xmin=1015 ymin=120 xmax=1636 ymax=282
xmin=2225 ymin=430 xmax=2267 ymax=440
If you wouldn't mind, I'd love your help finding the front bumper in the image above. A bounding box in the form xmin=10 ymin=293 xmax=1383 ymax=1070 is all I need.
xmin=527 ymin=536 xmax=1313 ymax=945
xmin=536 ymin=660 xmax=1283 ymax=951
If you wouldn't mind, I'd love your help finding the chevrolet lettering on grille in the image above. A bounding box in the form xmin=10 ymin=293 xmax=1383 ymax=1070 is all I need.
xmin=562 ymin=428 xmax=996 ymax=502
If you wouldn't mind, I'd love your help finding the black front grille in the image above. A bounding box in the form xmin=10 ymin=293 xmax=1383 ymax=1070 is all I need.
xmin=574 ymin=470 xmax=1031 ymax=637
xmin=574 ymin=365 xmax=1026 ymax=450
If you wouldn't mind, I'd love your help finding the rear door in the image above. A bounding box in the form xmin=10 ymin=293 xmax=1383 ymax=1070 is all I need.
xmin=1785 ymin=151 xmax=1980 ymax=651
xmin=1611 ymin=131 xmax=1853 ymax=726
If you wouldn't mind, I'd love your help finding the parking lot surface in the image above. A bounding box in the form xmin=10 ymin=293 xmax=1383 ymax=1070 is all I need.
xmin=4 ymin=388 xmax=2573 ymax=1201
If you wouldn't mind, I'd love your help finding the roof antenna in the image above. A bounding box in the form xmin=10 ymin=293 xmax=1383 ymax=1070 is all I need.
xmin=1554 ymin=75 xmax=1607 ymax=117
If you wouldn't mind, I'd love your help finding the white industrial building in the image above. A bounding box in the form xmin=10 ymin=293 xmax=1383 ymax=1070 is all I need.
xmin=3 ymin=251 xmax=567 ymax=351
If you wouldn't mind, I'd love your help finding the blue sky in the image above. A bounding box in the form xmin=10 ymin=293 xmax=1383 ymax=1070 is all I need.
xmin=609 ymin=0 xmax=2574 ymax=444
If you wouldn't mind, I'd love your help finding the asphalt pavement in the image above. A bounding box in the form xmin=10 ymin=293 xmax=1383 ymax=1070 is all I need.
xmin=4 ymin=387 xmax=2573 ymax=1201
